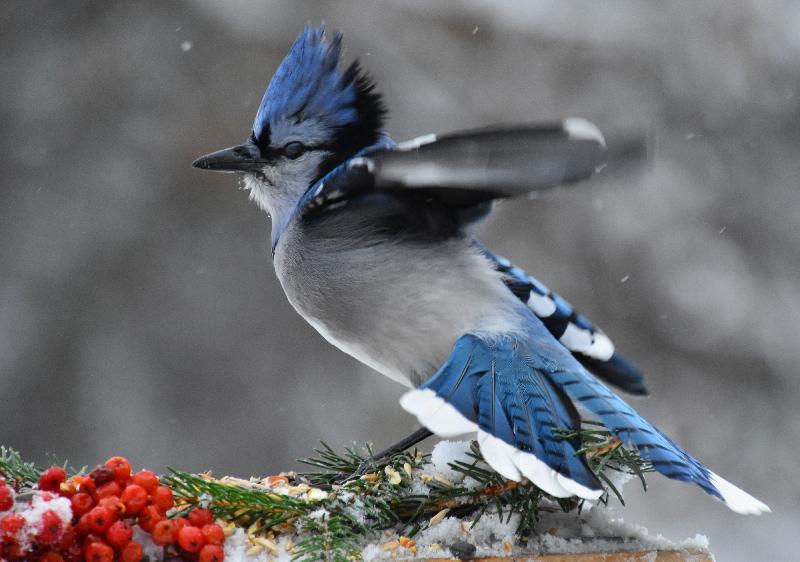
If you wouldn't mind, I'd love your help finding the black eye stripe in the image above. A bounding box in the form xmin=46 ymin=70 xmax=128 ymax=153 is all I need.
xmin=280 ymin=142 xmax=339 ymax=159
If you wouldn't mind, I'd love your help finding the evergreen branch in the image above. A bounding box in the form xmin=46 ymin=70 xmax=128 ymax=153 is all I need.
xmin=293 ymin=512 xmax=362 ymax=562
xmin=165 ymin=469 xmax=314 ymax=529
xmin=0 ymin=446 xmax=41 ymax=490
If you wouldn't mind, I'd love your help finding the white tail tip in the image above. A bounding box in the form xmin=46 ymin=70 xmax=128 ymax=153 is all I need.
xmin=709 ymin=472 xmax=771 ymax=515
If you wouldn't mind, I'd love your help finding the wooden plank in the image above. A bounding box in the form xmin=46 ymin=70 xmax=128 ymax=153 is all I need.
xmin=414 ymin=551 xmax=712 ymax=562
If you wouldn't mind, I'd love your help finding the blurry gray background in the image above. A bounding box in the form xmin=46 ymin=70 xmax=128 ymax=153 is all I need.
xmin=2 ymin=0 xmax=799 ymax=559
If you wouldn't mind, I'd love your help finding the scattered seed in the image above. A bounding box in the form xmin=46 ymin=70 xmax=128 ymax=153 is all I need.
xmin=380 ymin=541 xmax=399 ymax=551
xmin=223 ymin=522 xmax=236 ymax=537
xmin=267 ymin=475 xmax=289 ymax=487
xmin=503 ymin=542 xmax=512 ymax=554
xmin=384 ymin=467 xmax=402 ymax=485
xmin=434 ymin=474 xmax=453 ymax=487
xmin=246 ymin=544 xmax=264 ymax=556
xmin=307 ymin=488 xmax=328 ymax=501
xmin=403 ymin=462 xmax=413 ymax=476
xmin=429 ymin=508 xmax=450 ymax=526
xmin=256 ymin=537 xmax=279 ymax=554
xmin=399 ymin=536 xmax=417 ymax=554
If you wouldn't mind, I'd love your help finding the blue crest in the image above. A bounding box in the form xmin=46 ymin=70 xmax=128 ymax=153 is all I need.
xmin=252 ymin=25 xmax=386 ymax=152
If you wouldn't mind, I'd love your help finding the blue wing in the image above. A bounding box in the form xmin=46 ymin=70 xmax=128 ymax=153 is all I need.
xmin=400 ymin=321 xmax=770 ymax=513
xmin=476 ymin=243 xmax=648 ymax=396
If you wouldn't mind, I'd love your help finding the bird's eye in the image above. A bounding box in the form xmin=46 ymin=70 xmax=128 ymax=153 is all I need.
xmin=282 ymin=141 xmax=307 ymax=159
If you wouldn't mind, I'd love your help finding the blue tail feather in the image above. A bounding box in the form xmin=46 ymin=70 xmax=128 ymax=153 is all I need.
xmin=416 ymin=327 xmax=726 ymax=503
xmin=422 ymin=335 xmax=603 ymax=493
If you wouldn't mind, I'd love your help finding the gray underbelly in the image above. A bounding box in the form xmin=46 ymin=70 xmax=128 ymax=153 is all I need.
xmin=273 ymin=222 xmax=522 ymax=387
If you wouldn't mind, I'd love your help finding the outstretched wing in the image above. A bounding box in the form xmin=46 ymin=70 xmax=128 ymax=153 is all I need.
xmin=299 ymin=118 xmax=608 ymax=219
xmin=364 ymin=118 xmax=607 ymax=202
xmin=299 ymin=121 xmax=645 ymax=394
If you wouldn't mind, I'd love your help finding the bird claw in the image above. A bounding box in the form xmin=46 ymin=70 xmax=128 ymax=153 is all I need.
xmin=330 ymin=459 xmax=378 ymax=485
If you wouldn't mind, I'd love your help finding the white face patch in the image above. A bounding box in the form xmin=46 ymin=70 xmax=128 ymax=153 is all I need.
xmin=243 ymin=150 xmax=330 ymax=241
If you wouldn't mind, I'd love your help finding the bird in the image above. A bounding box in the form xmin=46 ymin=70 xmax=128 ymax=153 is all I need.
xmin=192 ymin=25 xmax=769 ymax=514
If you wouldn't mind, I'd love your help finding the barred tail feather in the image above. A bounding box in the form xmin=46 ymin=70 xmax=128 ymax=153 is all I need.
xmin=400 ymin=335 xmax=604 ymax=500
xmin=400 ymin=331 xmax=770 ymax=514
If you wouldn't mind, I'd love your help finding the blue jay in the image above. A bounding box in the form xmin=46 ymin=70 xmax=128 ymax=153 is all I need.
xmin=193 ymin=25 xmax=768 ymax=514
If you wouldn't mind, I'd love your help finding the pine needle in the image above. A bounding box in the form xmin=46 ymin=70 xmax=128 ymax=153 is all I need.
xmin=0 ymin=446 xmax=41 ymax=490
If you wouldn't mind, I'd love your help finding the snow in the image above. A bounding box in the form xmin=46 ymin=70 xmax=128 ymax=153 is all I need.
xmin=430 ymin=440 xmax=473 ymax=483
xmin=17 ymin=494 xmax=73 ymax=552
xmin=360 ymin=505 xmax=710 ymax=561
xmin=215 ymin=439 xmax=712 ymax=562
xmin=132 ymin=525 xmax=164 ymax=562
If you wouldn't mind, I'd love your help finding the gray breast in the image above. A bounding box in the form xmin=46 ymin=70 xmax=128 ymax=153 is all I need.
xmin=272 ymin=210 xmax=524 ymax=388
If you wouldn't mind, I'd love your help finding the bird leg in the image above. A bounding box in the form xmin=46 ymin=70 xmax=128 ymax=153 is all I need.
xmin=332 ymin=427 xmax=433 ymax=484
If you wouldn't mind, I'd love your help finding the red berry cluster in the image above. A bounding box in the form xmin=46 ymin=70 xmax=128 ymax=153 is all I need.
xmin=148 ymin=507 xmax=225 ymax=562
xmin=0 ymin=457 xmax=225 ymax=562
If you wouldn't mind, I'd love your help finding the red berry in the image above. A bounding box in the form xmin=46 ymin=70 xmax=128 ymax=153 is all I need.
xmin=120 ymin=541 xmax=143 ymax=562
xmin=71 ymin=492 xmax=94 ymax=516
xmin=137 ymin=505 xmax=164 ymax=533
xmin=5 ymin=543 xmax=24 ymax=560
xmin=177 ymin=525 xmax=206 ymax=553
xmin=76 ymin=476 xmax=96 ymax=497
xmin=75 ymin=513 xmax=91 ymax=536
xmin=57 ymin=524 xmax=77 ymax=551
xmin=151 ymin=519 xmax=175 ymax=546
xmin=82 ymin=533 xmax=104 ymax=547
xmin=151 ymin=485 xmax=174 ymax=510
xmin=97 ymin=496 xmax=123 ymax=521
xmin=130 ymin=470 xmax=158 ymax=493
xmin=106 ymin=520 xmax=133 ymax=548
xmin=62 ymin=538 xmax=83 ymax=562
xmin=86 ymin=506 xmax=113 ymax=534
xmin=201 ymin=523 xmax=225 ymax=546
xmin=88 ymin=466 xmax=115 ymax=486
xmin=0 ymin=512 xmax=26 ymax=540
xmin=38 ymin=552 xmax=66 ymax=562
xmin=104 ymin=457 xmax=132 ymax=483
xmin=188 ymin=507 xmax=213 ymax=528
xmin=38 ymin=467 xmax=67 ymax=492
xmin=84 ymin=541 xmax=114 ymax=562
xmin=199 ymin=543 xmax=225 ymax=562
xmin=171 ymin=516 xmax=189 ymax=541
xmin=120 ymin=484 xmax=148 ymax=514
xmin=95 ymin=481 xmax=122 ymax=500
xmin=0 ymin=483 xmax=13 ymax=511
xmin=37 ymin=509 xmax=64 ymax=545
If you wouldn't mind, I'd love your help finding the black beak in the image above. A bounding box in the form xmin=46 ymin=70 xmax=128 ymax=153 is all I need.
xmin=192 ymin=141 xmax=266 ymax=173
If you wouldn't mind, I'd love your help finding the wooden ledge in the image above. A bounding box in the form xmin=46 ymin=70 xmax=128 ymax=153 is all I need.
xmin=412 ymin=550 xmax=712 ymax=562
